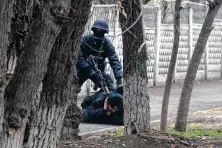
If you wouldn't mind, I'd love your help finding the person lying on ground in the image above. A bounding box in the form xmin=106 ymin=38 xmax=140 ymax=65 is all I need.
xmin=81 ymin=90 xmax=123 ymax=125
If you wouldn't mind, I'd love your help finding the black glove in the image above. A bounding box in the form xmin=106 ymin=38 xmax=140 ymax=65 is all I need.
xmin=117 ymin=86 xmax=123 ymax=95
xmin=116 ymin=79 xmax=123 ymax=94
xmin=116 ymin=79 xmax=123 ymax=95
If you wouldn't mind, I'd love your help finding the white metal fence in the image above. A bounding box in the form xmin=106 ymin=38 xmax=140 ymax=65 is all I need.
xmin=80 ymin=1 xmax=222 ymax=96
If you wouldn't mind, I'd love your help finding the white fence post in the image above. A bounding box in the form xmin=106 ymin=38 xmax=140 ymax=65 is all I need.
xmin=221 ymin=35 xmax=222 ymax=78
xmin=110 ymin=5 xmax=120 ymax=83
xmin=113 ymin=5 xmax=119 ymax=48
xmin=221 ymin=51 xmax=222 ymax=78
xmin=86 ymin=5 xmax=95 ymax=96
xmin=204 ymin=42 xmax=209 ymax=80
xmin=86 ymin=80 xmax=91 ymax=96
xmin=113 ymin=5 xmax=119 ymax=57
xmin=221 ymin=25 xmax=222 ymax=78
xmin=188 ymin=4 xmax=193 ymax=61
xmin=153 ymin=6 xmax=161 ymax=86
xmin=91 ymin=4 xmax=95 ymax=26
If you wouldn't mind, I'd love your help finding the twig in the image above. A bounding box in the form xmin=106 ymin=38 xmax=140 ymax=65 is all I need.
xmin=118 ymin=22 xmax=138 ymax=39
xmin=138 ymin=41 xmax=147 ymax=53
xmin=116 ymin=0 xmax=127 ymax=18
xmin=116 ymin=10 xmax=143 ymax=37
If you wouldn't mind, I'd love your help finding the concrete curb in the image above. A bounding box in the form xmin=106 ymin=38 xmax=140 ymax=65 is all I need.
xmin=78 ymin=120 xmax=161 ymax=139
xmin=79 ymin=126 xmax=123 ymax=139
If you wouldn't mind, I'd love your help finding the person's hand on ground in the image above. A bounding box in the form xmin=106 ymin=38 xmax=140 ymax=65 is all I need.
xmin=104 ymin=98 xmax=111 ymax=116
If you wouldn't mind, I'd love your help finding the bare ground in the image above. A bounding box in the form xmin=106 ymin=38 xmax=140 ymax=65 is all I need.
xmin=61 ymin=133 xmax=197 ymax=148
xmin=60 ymin=107 xmax=222 ymax=148
xmin=60 ymin=133 xmax=222 ymax=148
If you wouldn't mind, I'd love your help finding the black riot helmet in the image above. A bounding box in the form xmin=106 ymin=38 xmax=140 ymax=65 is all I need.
xmin=91 ymin=20 xmax=109 ymax=39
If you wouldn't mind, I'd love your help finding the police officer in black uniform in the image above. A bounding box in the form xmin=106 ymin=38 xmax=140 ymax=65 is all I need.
xmin=76 ymin=20 xmax=123 ymax=94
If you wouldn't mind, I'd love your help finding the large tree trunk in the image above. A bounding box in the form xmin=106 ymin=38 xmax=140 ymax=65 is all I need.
xmin=119 ymin=0 xmax=150 ymax=135
xmin=0 ymin=0 xmax=14 ymax=145
xmin=175 ymin=0 xmax=222 ymax=132
xmin=27 ymin=1 xmax=92 ymax=147
xmin=160 ymin=0 xmax=182 ymax=133
xmin=2 ymin=0 xmax=73 ymax=147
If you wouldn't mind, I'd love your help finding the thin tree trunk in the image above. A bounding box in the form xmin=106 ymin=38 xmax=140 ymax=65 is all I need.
xmin=2 ymin=0 xmax=74 ymax=147
xmin=27 ymin=1 xmax=91 ymax=147
xmin=175 ymin=0 xmax=222 ymax=132
xmin=0 ymin=0 xmax=13 ymax=145
xmin=160 ymin=0 xmax=182 ymax=133
xmin=120 ymin=0 xmax=150 ymax=135
xmin=161 ymin=1 xmax=168 ymax=24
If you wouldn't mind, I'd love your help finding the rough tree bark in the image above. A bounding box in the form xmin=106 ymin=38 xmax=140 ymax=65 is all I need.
xmin=175 ymin=0 xmax=222 ymax=132
xmin=2 ymin=1 xmax=73 ymax=147
xmin=160 ymin=0 xmax=182 ymax=133
xmin=0 ymin=0 xmax=13 ymax=146
xmin=60 ymin=105 xmax=82 ymax=140
xmin=93 ymin=0 xmax=149 ymax=4
xmin=27 ymin=1 xmax=92 ymax=147
xmin=119 ymin=0 xmax=150 ymax=134
xmin=0 ymin=0 xmax=14 ymax=145
xmin=7 ymin=0 xmax=34 ymax=79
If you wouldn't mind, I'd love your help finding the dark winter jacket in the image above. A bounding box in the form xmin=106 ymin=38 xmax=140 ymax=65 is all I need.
xmin=76 ymin=34 xmax=123 ymax=82
xmin=81 ymin=91 xmax=123 ymax=125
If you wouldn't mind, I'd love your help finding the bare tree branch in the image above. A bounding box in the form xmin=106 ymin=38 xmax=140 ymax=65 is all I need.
xmin=116 ymin=0 xmax=127 ymax=18
xmin=116 ymin=10 xmax=142 ymax=37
